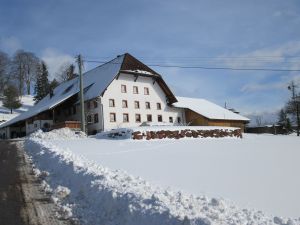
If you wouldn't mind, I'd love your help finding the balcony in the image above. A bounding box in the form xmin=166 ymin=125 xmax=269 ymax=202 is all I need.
xmin=51 ymin=121 xmax=81 ymax=130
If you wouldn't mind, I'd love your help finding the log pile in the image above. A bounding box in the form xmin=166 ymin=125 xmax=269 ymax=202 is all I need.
xmin=132 ymin=129 xmax=242 ymax=140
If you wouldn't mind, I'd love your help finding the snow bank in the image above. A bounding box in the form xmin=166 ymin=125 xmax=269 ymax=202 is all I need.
xmin=24 ymin=130 xmax=299 ymax=225
xmin=29 ymin=128 xmax=86 ymax=140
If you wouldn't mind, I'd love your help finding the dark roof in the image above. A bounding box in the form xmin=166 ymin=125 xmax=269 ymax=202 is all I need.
xmin=120 ymin=53 xmax=177 ymax=104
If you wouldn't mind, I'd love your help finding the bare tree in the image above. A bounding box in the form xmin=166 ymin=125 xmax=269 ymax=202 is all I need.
xmin=255 ymin=115 xmax=263 ymax=126
xmin=55 ymin=63 xmax=77 ymax=83
xmin=11 ymin=51 xmax=25 ymax=95
xmin=0 ymin=51 xmax=10 ymax=95
xmin=11 ymin=50 xmax=39 ymax=95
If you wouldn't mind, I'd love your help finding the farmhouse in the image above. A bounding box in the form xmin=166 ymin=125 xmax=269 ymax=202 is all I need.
xmin=0 ymin=53 xmax=249 ymax=138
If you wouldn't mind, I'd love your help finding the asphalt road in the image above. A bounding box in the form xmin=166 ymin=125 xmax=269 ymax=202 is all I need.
xmin=0 ymin=140 xmax=73 ymax=225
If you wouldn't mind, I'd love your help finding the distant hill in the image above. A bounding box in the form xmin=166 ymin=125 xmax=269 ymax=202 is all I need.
xmin=0 ymin=95 xmax=35 ymax=124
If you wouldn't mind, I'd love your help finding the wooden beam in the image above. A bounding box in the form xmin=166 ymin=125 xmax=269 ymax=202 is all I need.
xmin=101 ymin=88 xmax=107 ymax=97
xmin=152 ymin=78 xmax=156 ymax=85
xmin=134 ymin=74 xmax=138 ymax=82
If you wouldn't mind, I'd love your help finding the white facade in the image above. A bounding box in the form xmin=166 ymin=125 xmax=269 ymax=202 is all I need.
xmin=100 ymin=73 xmax=185 ymax=131
xmin=48 ymin=71 xmax=185 ymax=134
xmin=85 ymin=98 xmax=104 ymax=134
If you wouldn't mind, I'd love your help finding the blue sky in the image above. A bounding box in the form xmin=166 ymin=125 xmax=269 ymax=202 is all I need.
xmin=1 ymin=0 xmax=300 ymax=120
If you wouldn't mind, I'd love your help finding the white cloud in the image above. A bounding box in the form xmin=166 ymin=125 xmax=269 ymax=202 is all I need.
xmin=0 ymin=36 xmax=22 ymax=55
xmin=241 ymin=82 xmax=286 ymax=93
xmin=273 ymin=9 xmax=298 ymax=18
xmin=241 ymin=74 xmax=300 ymax=93
xmin=41 ymin=48 xmax=75 ymax=80
xmin=219 ymin=41 xmax=300 ymax=70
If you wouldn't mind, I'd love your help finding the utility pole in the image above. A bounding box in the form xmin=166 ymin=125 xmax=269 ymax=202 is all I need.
xmin=77 ymin=54 xmax=85 ymax=133
xmin=288 ymin=81 xmax=300 ymax=136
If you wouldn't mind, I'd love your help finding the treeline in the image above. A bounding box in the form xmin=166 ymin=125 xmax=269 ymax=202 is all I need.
xmin=0 ymin=49 xmax=77 ymax=113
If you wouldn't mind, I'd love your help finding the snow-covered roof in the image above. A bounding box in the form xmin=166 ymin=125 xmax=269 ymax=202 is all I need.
xmin=122 ymin=69 xmax=154 ymax=76
xmin=173 ymin=96 xmax=250 ymax=121
xmin=0 ymin=55 xmax=125 ymax=128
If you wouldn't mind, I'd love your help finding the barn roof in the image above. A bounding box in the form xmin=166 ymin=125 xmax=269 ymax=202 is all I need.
xmin=173 ymin=96 xmax=250 ymax=121
xmin=0 ymin=53 xmax=177 ymax=128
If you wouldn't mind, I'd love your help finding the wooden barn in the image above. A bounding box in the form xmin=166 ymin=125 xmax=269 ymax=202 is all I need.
xmin=173 ymin=97 xmax=249 ymax=131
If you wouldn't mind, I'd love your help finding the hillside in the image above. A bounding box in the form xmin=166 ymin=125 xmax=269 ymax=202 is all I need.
xmin=0 ymin=95 xmax=35 ymax=124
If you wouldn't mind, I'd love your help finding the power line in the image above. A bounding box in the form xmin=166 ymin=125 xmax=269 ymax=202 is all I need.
xmin=83 ymin=59 xmax=300 ymax=72
xmin=83 ymin=56 xmax=300 ymax=64
xmin=83 ymin=55 xmax=300 ymax=59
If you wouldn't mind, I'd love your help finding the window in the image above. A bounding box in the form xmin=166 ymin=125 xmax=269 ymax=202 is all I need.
xmin=133 ymin=86 xmax=139 ymax=94
xmin=123 ymin=113 xmax=129 ymax=122
xmin=145 ymin=102 xmax=151 ymax=109
xmin=157 ymin=103 xmax=161 ymax=110
xmin=63 ymin=84 xmax=74 ymax=95
xmin=87 ymin=101 xmax=91 ymax=109
xmin=147 ymin=114 xmax=152 ymax=122
xmin=72 ymin=105 xmax=76 ymax=115
xmin=158 ymin=115 xmax=162 ymax=122
xmin=94 ymin=100 xmax=98 ymax=108
xmin=110 ymin=113 xmax=116 ymax=122
xmin=121 ymin=84 xmax=127 ymax=93
xmin=122 ymin=100 xmax=128 ymax=108
xmin=169 ymin=117 xmax=173 ymax=123
xmin=109 ymin=99 xmax=115 ymax=107
xmin=84 ymin=83 xmax=94 ymax=94
xmin=135 ymin=114 xmax=141 ymax=122
xmin=94 ymin=113 xmax=99 ymax=123
xmin=134 ymin=101 xmax=140 ymax=109
xmin=177 ymin=117 xmax=181 ymax=124
xmin=87 ymin=115 xmax=92 ymax=123
xmin=144 ymin=87 xmax=149 ymax=95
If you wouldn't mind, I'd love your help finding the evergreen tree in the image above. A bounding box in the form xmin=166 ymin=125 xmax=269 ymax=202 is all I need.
xmin=286 ymin=81 xmax=300 ymax=136
xmin=49 ymin=79 xmax=59 ymax=98
xmin=56 ymin=63 xmax=77 ymax=83
xmin=286 ymin=118 xmax=292 ymax=133
xmin=3 ymin=84 xmax=22 ymax=114
xmin=277 ymin=109 xmax=287 ymax=126
xmin=278 ymin=109 xmax=293 ymax=134
xmin=66 ymin=64 xmax=76 ymax=81
xmin=34 ymin=61 xmax=50 ymax=103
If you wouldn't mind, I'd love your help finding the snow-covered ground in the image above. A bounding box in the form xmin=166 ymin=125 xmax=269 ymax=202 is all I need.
xmin=0 ymin=95 xmax=34 ymax=123
xmin=24 ymin=128 xmax=300 ymax=225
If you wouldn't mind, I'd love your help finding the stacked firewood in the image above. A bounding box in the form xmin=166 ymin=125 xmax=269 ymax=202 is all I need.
xmin=132 ymin=129 xmax=242 ymax=140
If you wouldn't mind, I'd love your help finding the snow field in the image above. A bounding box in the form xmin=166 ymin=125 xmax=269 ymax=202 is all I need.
xmin=24 ymin=128 xmax=300 ymax=225
xmin=0 ymin=95 xmax=34 ymax=124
